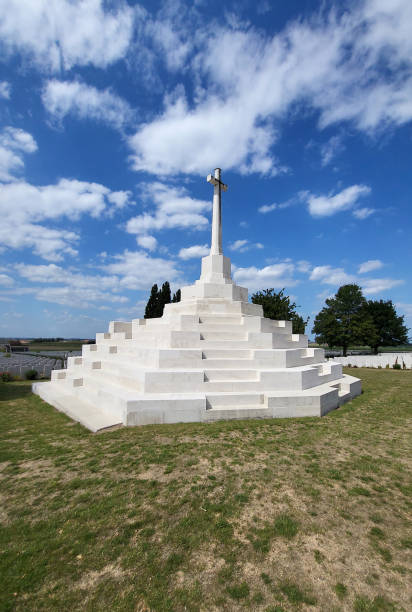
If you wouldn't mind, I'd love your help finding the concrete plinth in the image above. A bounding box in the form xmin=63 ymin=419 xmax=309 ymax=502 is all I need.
xmin=33 ymin=262 xmax=361 ymax=430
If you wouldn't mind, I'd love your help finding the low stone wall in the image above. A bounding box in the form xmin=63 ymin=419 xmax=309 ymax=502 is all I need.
xmin=330 ymin=353 xmax=412 ymax=369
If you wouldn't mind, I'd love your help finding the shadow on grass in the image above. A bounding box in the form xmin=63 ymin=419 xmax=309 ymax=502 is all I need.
xmin=0 ymin=381 xmax=35 ymax=402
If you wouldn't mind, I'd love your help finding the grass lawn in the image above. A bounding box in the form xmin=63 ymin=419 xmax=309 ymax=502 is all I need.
xmin=27 ymin=341 xmax=86 ymax=352
xmin=1 ymin=369 xmax=411 ymax=611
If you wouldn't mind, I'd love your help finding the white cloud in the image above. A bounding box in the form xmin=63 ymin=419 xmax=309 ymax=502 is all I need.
xmin=228 ymin=239 xmax=264 ymax=253
xmin=307 ymin=185 xmax=371 ymax=218
xmin=15 ymin=263 xmax=117 ymax=289
xmin=297 ymin=260 xmax=311 ymax=274
xmin=103 ymin=249 xmax=183 ymax=290
xmin=1 ymin=178 xmax=130 ymax=221
xmin=310 ymin=265 xmax=356 ymax=286
xmin=358 ymin=259 xmax=383 ymax=274
xmin=128 ymin=1 xmax=412 ymax=176
xmin=362 ymin=278 xmax=404 ymax=295
xmin=316 ymin=289 xmax=334 ymax=301
xmin=0 ymin=177 xmax=132 ymax=260
xmin=146 ymin=15 xmax=192 ymax=72
xmin=0 ymin=126 xmax=37 ymax=182
xmin=396 ymin=303 xmax=412 ymax=330
xmin=309 ymin=262 xmax=403 ymax=296
xmin=126 ymin=182 xmax=210 ymax=237
xmin=178 ymin=244 xmax=209 ymax=260
xmin=259 ymin=193 xmax=308 ymax=214
xmin=229 ymin=240 xmax=248 ymax=252
xmin=0 ymin=81 xmax=11 ymax=99
xmin=13 ymin=262 xmax=129 ymax=308
xmin=0 ymin=0 xmax=135 ymax=71
xmin=1 ymin=127 xmax=37 ymax=154
xmin=35 ymin=286 xmax=128 ymax=308
xmin=258 ymin=203 xmax=277 ymax=214
xmin=136 ymin=235 xmax=158 ymax=251
xmin=0 ymin=273 xmax=14 ymax=286
xmin=233 ymin=262 xmax=297 ymax=292
xmin=42 ymin=80 xmax=133 ymax=129
xmin=320 ymin=135 xmax=344 ymax=166
xmin=353 ymin=207 xmax=376 ymax=220
xmin=128 ymin=77 xmax=282 ymax=177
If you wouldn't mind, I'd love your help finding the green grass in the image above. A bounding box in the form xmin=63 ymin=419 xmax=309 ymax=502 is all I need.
xmin=334 ymin=582 xmax=348 ymax=599
xmin=0 ymin=368 xmax=411 ymax=611
xmin=27 ymin=341 xmax=86 ymax=352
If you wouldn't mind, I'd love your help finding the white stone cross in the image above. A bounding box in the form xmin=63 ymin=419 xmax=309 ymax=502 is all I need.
xmin=207 ymin=168 xmax=228 ymax=255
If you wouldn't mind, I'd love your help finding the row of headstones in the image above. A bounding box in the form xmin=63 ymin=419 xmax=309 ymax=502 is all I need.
xmin=0 ymin=357 xmax=59 ymax=368
xmin=0 ymin=353 xmax=61 ymax=378
xmin=330 ymin=353 xmax=412 ymax=368
xmin=0 ymin=355 xmax=58 ymax=365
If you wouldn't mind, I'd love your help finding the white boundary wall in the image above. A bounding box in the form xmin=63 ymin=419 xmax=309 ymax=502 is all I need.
xmin=330 ymin=353 xmax=412 ymax=369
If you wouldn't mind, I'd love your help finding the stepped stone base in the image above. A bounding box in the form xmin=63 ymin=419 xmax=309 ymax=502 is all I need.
xmin=32 ymin=252 xmax=362 ymax=431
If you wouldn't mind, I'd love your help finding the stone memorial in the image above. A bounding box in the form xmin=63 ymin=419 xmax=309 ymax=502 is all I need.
xmin=33 ymin=169 xmax=361 ymax=431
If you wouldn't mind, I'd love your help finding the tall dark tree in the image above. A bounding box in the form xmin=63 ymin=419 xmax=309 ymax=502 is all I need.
xmin=366 ymin=299 xmax=409 ymax=354
xmin=172 ymin=289 xmax=181 ymax=303
xmin=144 ymin=283 xmax=160 ymax=319
xmin=160 ymin=281 xmax=171 ymax=312
xmin=144 ymin=282 xmax=177 ymax=319
xmin=251 ymin=288 xmax=309 ymax=334
xmin=312 ymin=284 xmax=377 ymax=356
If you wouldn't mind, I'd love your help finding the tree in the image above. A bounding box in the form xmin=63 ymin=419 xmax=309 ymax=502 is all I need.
xmin=144 ymin=282 xmax=179 ymax=319
xmin=172 ymin=289 xmax=181 ymax=303
xmin=366 ymin=299 xmax=409 ymax=354
xmin=160 ymin=281 xmax=171 ymax=308
xmin=312 ymin=284 xmax=377 ymax=356
xmin=251 ymin=288 xmax=309 ymax=334
xmin=144 ymin=283 xmax=160 ymax=319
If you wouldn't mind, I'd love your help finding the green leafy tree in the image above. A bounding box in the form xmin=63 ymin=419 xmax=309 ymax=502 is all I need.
xmin=366 ymin=299 xmax=409 ymax=354
xmin=172 ymin=289 xmax=181 ymax=303
xmin=251 ymin=288 xmax=309 ymax=334
xmin=312 ymin=284 xmax=377 ymax=356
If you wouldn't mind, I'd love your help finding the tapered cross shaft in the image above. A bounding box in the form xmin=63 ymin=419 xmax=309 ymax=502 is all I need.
xmin=207 ymin=168 xmax=228 ymax=255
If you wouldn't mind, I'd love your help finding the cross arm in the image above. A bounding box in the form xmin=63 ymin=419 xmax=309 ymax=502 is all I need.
xmin=207 ymin=174 xmax=228 ymax=191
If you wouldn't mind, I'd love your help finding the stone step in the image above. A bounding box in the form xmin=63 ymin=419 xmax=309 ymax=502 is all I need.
xmin=202 ymin=349 xmax=252 ymax=359
xmin=200 ymin=331 xmax=248 ymax=341
xmin=201 ymin=356 xmax=321 ymax=369
xmin=80 ymin=367 xmax=206 ymax=394
xmin=206 ymin=392 xmax=265 ymax=407
xmin=198 ymin=323 xmax=245 ymax=331
xmin=200 ymin=340 xmax=261 ymax=348
xmin=53 ymin=373 xmax=84 ymax=389
xmin=204 ymin=380 xmax=272 ymax=392
xmin=198 ymin=315 xmax=242 ymax=324
xmin=201 ymin=358 xmax=257 ymax=369
xmin=81 ymin=368 xmax=144 ymax=392
xmin=70 ymin=376 xmax=139 ymax=416
xmin=32 ymin=381 xmax=122 ymax=432
xmin=204 ymin=405 xmax=271 ymax=421
xmin=272 ymin=336 xmax=308 ymax=349
xmin=204 ymin=369 xmax=258 ymax=381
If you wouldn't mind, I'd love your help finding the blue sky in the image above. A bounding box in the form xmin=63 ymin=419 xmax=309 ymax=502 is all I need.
xmin=0 ymin=0 xmax=411 ymax=339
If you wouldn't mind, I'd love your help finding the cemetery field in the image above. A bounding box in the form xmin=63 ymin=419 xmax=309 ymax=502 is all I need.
xmin=1 ymin=369 xmax=411 ymax=612
xmin=27 ymin=341 xmax=86 ymax=352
